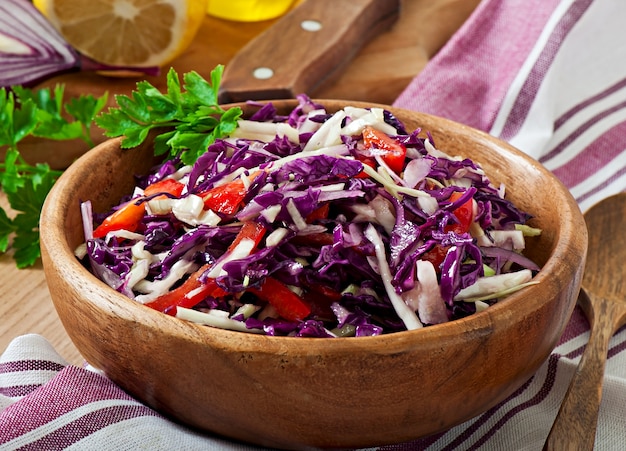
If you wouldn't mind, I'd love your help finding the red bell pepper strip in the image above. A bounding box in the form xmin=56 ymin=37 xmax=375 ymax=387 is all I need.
xmin=229 ymin=221 xmax=266 ymax=251
xmin=422 ymin=192 xmax=475 ymax=270
xmin=305 ymin=203 xmax=329 ymax=223
xmin=362 ymin=126 xmax=407 ymax=174
xmin=201 ymin=179 xmax=247 ymax=215
xmin=421 ymin=244 xmax=449 ymax=271
xmin=290 ymin=232 xmax=335 ymax=247
xmin=301 ymin=279 xmax=343 ymax=303
xmin=92 ymin=179 xmax=187 ymax=239
xmin=301 ymin=291 xmax=337 ymax=322
xmin=445 ymin=191 xmax=474 ymax=234
xmin=249 ymin=276 xmax=311 ymax=322
xmin=355 ymin=155 xmax=376 ymax=178
xmin=143 ymin=178 xmax=185 ymax=198
xmin=92 ymin=199 xmax=146 ymax=239
xmin=227 ymin=221 xmax=311 ymax=321
xmin=144 ymin=263 xmax=227 ymax=316
xmin=144 ymin=221 xmax=266 ymax=315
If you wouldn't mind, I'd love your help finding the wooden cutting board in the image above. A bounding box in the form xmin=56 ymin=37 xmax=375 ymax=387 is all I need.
xmin=37 ymin=0 xmax=478 ymax=105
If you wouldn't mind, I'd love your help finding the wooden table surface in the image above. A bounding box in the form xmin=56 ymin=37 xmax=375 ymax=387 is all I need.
xmin=0 ymin=0 xmax=478 ymax=365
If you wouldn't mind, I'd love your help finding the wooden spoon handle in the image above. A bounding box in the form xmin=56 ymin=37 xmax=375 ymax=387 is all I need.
xmin=217 ymin=0 xmax=400 ymax=102
xmin=543 ymin=293 xmax=626 ymax=450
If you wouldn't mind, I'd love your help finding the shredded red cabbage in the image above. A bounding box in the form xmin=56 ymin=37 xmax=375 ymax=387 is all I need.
xmin=78 ymin=96 xmax=541 ymax=337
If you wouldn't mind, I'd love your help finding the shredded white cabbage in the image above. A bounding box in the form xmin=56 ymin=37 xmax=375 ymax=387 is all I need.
xmin=364 ymin=224 xmax=423 ymax=330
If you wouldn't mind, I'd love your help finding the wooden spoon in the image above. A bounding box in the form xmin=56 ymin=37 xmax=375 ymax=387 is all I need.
xmin=544 ymin=193 xmax=626 ymax=450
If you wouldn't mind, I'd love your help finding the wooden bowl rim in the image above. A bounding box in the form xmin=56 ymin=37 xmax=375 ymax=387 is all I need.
xmin=40 ymin=100 xmax=587 ymax=355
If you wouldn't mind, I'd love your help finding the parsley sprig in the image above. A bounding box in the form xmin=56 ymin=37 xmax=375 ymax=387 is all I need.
xmin=0 ymin=86 xmax=108 ymax=267
xmin=96 ymin=65 xmax=242 ymax=166
xmin=1 ymin=65 xmax=243 ymax=268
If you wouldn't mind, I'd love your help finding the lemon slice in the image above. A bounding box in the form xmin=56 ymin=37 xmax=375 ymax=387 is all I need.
xmin=33 ymin=0 xmax=207 ymax=67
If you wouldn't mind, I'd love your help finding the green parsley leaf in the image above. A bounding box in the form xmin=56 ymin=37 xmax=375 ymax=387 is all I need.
xmin=13 ymin=85 xmax=82 ymax=142
xmin=0 ymin=85 xmax=107 ymax=267
xmin=184 ymin=70 xmax=219 ymax=106
xmin=1 ymin=148 xmax=23 ymax=193
xmin=95 ymin=65 xmax=242 ymax=165
xmin=0 ymin=208 xmax=15 ymax=253
xmin=1 ymin=65 xmax=238 ymax=268
xmin=7 ymin=166 xmax=56 ymax=215
xmin=0 ymin=89 xmax=39 ymax=149
xmin=13 ymin=85 xmax=109 ymax=147
xmin=2 ymin=168 xmax=57 ymax=268
xmin=65 ymin=91 xmax=109 ymax=126
xmin=12 ymin=227 xmax=42 ymax=269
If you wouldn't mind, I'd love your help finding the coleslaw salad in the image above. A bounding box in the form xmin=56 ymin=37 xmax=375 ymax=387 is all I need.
xmin=77 ymin=96 xmax=541 ymax=338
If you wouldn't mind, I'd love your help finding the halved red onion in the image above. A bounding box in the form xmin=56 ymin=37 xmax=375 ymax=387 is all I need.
xmin=0 ymin=0 xmax=79 ymax=87
xmin=0 ymin=0 xmax=159 ymax=88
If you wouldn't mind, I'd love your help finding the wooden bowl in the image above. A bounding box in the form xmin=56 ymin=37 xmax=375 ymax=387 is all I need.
xmin=39 ymin=100 xmax=587 ymax=449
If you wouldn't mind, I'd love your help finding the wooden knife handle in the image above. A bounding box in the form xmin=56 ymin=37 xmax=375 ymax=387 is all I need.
xmin=218 ymin=0 xmax=400 ymax=103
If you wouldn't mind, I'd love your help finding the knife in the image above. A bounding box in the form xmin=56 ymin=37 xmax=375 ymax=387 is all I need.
xmin=217 ymin=0 xmax=401 ymax=103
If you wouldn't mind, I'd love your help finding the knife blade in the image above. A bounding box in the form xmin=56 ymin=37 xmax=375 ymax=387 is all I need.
xmin=217 ymin=0 xmax=401 ymax=103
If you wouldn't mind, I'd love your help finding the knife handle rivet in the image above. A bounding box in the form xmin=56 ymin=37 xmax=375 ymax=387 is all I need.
xmin=253 ymin=67 xmax=274 ymax=80
xmin=301 ymin=20 xmax=322 ymax=32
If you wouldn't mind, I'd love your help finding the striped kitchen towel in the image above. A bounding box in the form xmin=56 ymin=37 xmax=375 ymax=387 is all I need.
xmin=394 ymin=0 xmax=626 ymax=213
xmin=0 ymin=334 xmax=254 ymax=450
xmin=0 ymin=311 xmax=623 ymax=450
xmin=393 ymin=0 xmax=626 ymax=449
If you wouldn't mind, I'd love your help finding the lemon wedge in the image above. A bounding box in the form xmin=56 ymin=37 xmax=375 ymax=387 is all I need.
xmin=33 ymin=0 xmax=207 ymax=67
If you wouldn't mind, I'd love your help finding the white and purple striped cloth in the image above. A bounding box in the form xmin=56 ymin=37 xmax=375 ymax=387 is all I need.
xmin=0 ymin=335 xmax=252 ymax=450
xmin=392 ymin=0 xmax=626 ymax=448
xmin=2 ymin=0 xmax=626 ymax=449
xmin=394 ymin=0 xmax=626 ymax=213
